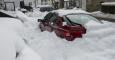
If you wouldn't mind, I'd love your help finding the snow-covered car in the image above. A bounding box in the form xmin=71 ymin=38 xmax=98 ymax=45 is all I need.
xmin=38 ymin=9 xmax=101 ymax=41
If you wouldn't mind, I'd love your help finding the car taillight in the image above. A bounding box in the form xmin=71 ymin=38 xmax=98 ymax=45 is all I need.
xmin=75 ymin=32 xmax=82 ymax=37
xmin=64 ymin=31 xmax=70 ymax=36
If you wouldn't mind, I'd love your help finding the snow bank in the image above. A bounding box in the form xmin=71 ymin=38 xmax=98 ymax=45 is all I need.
xmin=25 ymin=9 xmax=48 ymax=19
xmin=0 ymin=18 xmax=25 ymax=60
xmin=15 ymin=11 xmax=30 ymax=22
xmin=16 ymin=46 xmax=42 ymax=60
xmin=25 ymin=19 xmax=115 ymax=60
xmin=0 ymin=17 xmax=42 ymax=60
xmin=53 ymin=9 xmax=89 ymax=16
xmin=92 ymin=11 xmax=115 ymax=20
xmin=16 ymin=9 xmax=115 ymax=60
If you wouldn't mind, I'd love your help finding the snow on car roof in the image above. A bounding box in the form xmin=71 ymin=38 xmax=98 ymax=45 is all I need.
xmin=52 ymin=9 xmax=89 ymax=16
xmin=101 ymin=2 xmax=115 ymax=6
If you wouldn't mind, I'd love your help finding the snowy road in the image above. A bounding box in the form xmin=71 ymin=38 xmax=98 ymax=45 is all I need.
xmin=22 ymin=19 xmax=115 ymax=60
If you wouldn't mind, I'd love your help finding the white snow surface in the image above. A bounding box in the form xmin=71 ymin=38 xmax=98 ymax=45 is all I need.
xmin=0 ymin=17 xmax=42 ymax=60
xmin=1 ymin=10 xmax=115 ymax=60
xmin=18 ymin=10 xmax=115 ymax=60
xmin=52 ymin=9 xmax=89 ymax=16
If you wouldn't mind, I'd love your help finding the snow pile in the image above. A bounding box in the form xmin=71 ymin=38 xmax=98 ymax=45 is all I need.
xmin=20 ymin=14 xmax=115 ymax=60
xmin=92 ymin=11 xmax=115 ymax=19
xmin=53 ymin=9 xmax=89 ymax=16
xmin=0 ymin=18 xmax=25 ymax=60
xmin=25 ymin=20 xmax=115 ymax=60
xmin=25 ymin=10 xmax=48 ymax=19
xmin=8 ymin=9 xmax=115 ymax=60
xmin=15 ymin=11 xmax=30 ymax=22
xmin=0 ymin=17 xmax=42 ymax=60
xmin=16 ymin=46 xmax=42 ymax=60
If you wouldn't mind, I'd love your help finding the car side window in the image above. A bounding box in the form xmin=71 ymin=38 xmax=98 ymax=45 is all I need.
xmin=49 ymin=14 xmax=57 ymax=22
xmin=44 ymin=12 xmax=54 ymax=20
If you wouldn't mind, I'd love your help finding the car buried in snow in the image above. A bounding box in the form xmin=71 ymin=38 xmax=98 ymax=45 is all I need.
xmin=37 ymin=5 xmax=54 ymax=12
xmin=38 ymin=9 xmax=102 ymax=41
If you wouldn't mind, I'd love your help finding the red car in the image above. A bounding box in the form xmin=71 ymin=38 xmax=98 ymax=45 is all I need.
xmin=38 ymin=10 xmax=101 ymax=41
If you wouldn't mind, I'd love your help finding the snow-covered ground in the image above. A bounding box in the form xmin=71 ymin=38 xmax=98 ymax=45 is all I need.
xmin=18 ymin=10 xmax=115 ymax=60
xmin=1 ymin=9 xmax=115 ymax=60
xmin=0 ymin=17 xmax=42 ymax=60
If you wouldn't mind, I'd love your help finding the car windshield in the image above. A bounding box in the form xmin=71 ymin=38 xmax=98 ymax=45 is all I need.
xmin=66 ymin=14 xmax=100 ymax=25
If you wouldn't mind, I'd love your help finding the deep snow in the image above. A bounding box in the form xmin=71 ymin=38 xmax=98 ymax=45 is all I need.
xmin=18 ymin=10 xmax=115 ymax=60
xmin=1 ymin=9 xmax=115 ymax=60
xmin=0 ymin=17 xmax=42 ymax=60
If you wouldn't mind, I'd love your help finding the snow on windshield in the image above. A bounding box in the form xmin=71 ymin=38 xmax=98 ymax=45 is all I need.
xmin=66 ymin=14 xmax=98 ymax=25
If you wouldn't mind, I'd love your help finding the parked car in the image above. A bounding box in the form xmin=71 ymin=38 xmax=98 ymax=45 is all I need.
xmin=37 ymin=5 xmax=54 ymax=12
xmin=38 ymin=9 xmax=101 ymax=41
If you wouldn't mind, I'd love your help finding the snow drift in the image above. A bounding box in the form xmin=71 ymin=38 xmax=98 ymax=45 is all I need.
xmin=0 ymin=17 xmax=42 ymax=60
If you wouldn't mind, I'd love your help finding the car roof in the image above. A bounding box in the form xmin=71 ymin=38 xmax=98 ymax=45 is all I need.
xmin=52 ymin=9 xmax=89 ymax=17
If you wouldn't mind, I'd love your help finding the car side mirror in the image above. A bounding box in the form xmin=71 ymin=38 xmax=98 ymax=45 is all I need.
xmin=37 ymin=19 xmax=42 ymax=22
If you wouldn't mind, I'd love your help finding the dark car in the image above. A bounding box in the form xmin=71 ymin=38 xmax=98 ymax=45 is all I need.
xmin=40 ymin=7 xmax=54 ymax=12
xmin=37 ymin=5 xmax=54 ymax=12
xmin=38 ymin=10 xmax=101 ymax=41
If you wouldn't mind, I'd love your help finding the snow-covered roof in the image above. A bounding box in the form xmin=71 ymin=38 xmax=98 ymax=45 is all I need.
xmin=101 ymin=2 xmax=115 ymax=6
xmin=52 ymin=9 xmax=89 ymax=16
